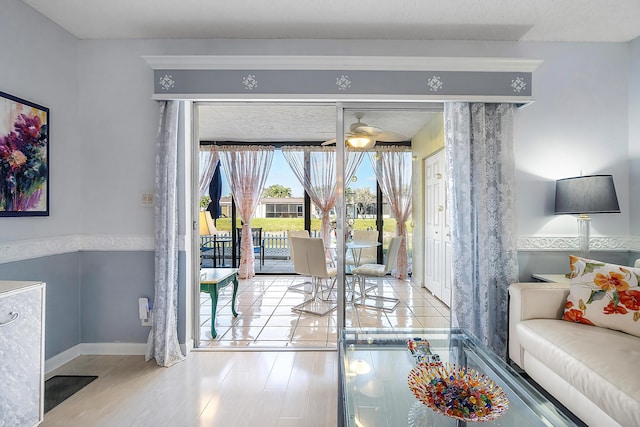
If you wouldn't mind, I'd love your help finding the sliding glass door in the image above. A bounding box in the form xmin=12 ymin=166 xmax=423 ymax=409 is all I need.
xmin=337 ymin=105 xmax=441 ymax=333
xmin=193 ymin=102 xmax=443 ymax=349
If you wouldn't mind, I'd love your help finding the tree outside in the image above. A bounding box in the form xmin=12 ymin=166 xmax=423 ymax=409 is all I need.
xmin=263 ymin=184 xmax=292 ymax=198
xmin=200 ymin=195 xmax=211 ymax=209
xmin=347 ymin=187 xmax=376 ymax=217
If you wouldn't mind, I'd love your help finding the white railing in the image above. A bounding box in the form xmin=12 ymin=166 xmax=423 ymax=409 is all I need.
xmin=208 ymin=231 xmax=322 ymax=259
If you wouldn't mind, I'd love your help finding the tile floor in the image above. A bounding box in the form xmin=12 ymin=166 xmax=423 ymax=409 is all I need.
xmin=199 ymin=273 xmax=451 ymax=349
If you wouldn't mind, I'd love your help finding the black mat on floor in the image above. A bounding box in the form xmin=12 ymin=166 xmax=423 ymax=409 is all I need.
xmin=45 ymin=375 xmax=98 ymax=413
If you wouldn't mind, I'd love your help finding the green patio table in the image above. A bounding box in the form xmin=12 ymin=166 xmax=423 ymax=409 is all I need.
xmin=199 ymin=268 xmax=238 ymax=338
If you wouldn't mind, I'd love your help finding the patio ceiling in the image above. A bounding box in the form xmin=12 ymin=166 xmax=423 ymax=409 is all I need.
xmin=197 ymin=104 xmax=442 ymax=143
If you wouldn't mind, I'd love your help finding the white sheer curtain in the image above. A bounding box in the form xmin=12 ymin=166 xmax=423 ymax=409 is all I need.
xmin=445 ymin=102 xmax=519 ymax=359
xmin=215 ymin=145 xmax=273 ymax=279
xmin=367 ymin=147 xmax=413 ymax=279
xmin=145 ymin=100 xmax=185 ymax=367
xmin=199 ymin=149 xmax=219 ymax=198
xmin=281 ymin=146 xmax=364 ymax=247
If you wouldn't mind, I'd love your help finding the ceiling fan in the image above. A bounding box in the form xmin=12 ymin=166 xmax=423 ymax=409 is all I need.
xmin=321 ymin=112 xmax=408 ymax=148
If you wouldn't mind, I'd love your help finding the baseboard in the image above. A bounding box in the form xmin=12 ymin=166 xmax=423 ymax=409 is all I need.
xmin=45 ymin=342 xmax=148 ymax=374
xmin=181 ymin=338 xmax=194 ymax=355
xmin=45 ymin=344 xmax=84 ymax=374
xmin=80 ymin=342 xmax=148 ymax=356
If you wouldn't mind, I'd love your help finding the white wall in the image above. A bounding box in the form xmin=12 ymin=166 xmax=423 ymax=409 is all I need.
xmin=75 ymin=39 xmax=632 ymax=244
xmin=0 ymin=0 xmax=81 ymax=240
xmin=77 ymin=41 xmax=161 ymax=235
xmin=629 ymin=36 xmax=640 ymax=235
xmin=514 ymin=43 xmax=630 ymax=239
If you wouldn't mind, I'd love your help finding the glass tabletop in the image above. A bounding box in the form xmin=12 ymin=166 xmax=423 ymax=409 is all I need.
xmin=345 ymin=240 xmax=381 ymax=249
xmin=339 ymin=328 xmax=578 ymax=427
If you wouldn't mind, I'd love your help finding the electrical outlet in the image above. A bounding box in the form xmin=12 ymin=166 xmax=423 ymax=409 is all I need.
xmin=141 ymin=310 xmax=153 ymax=327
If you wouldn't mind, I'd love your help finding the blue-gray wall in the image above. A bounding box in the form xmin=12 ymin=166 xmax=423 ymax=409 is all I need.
xmin=0 ymin=254 xmax=80 ymax=359
xmin=0 ymin=251 xmax=186 ymax=358
xmin=79 ymin=252 xmax=155 ymax=344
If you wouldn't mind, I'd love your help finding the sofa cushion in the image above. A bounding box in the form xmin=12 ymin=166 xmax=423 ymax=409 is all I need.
xmin=563 ymin=255 xmax=640 ymax=338
xmin=517 ymin=318 xmax=640 ymax=427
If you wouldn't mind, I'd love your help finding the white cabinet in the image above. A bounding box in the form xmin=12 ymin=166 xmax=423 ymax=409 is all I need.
xmin=0 ymin=281 xmax=45 ymax=427
xmin=424 ymin=150 xmax=451 ymax=307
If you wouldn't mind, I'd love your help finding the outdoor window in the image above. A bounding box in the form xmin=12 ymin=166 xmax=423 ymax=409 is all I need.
xmin=266 ymin=203 xmax=303 ymax=218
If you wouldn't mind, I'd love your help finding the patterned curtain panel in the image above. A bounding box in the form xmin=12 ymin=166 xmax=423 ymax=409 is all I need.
xmin=145 ymin=100 xmax=185 ymax=367
xmin=367 ymin=147 xmax=413 ymax=279
xmin=215 ymin=145 xmax=274 ymax=279
xmin=281 ymin=146 xmax=364 ymax=249
xmin=198 ymin=149 xmax=219 ymax=198
xmin=445 ymin=102 xmax=519 ymax=359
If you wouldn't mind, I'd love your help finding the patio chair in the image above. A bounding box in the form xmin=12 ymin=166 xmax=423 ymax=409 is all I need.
xmin=287 ymin=230 xmax=312 ymax=293
xmin=351 ymin=236 xmax=403 ymax=312
xmin=236 ymin=227 xmax=265 ymax=269
xmin=290 ymin=237 xmax=337 ymax=316
xmin=346 ymin=229 xmax=379 ymax=268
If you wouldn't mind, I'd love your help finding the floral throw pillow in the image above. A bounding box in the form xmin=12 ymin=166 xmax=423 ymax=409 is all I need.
xmin=562 ymin=255 xmax=640 ymax=337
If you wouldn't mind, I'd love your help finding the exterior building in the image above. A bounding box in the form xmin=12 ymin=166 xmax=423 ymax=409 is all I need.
xmin=219 ymin=196 xmax=304 ymax=219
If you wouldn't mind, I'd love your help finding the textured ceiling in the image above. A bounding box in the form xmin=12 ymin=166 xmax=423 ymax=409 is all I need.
xmin=21 ymin=1 xmax=638 ymax=143
xmin=22 ymin=0 xmax=640 ymax=42
xmin=198 ymin=105 xmax=440 ymax=143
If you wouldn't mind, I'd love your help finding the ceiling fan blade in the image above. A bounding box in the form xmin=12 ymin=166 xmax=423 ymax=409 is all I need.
xmin=352 ymin=114 xmax=409 ymax=142
xmin=354 ymin=125 xmax=384 ymax=135
xmin=375 ymin=130 xmax=409 ymax=142
xmin=321 ymin=138 xmax=337 ymax=146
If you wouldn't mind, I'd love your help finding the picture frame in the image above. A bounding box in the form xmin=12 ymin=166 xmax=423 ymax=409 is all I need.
xmin=0 ymin=91 xmax=49 ymax=217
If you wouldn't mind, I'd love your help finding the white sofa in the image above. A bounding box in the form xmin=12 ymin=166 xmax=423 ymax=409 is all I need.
xmin=509 ymin=282 xmax=640 ymax=427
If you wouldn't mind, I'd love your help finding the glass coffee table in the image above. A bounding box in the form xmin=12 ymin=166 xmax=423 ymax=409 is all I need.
xmin=339 ymin=328 xmax=578 ymax=426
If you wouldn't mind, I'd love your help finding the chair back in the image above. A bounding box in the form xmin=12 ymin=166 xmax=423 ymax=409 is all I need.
xmin=236 ymin=227 xmax=262 ymax=248
xmin=305 ymin=238 xmax=332 ymax=278
xmin=288 ymin=230 xmax=310 ymax=263
xmin=352 ymin=229 xmax=379 ymax=261
xmin=290 ymin=236 xmax=311 ymax=276
xmin=383 ymin=236 xmax=403 ymax=274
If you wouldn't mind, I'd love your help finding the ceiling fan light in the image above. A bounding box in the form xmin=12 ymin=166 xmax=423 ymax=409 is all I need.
xmin=347 ymin=135 xmax=375 ymax=149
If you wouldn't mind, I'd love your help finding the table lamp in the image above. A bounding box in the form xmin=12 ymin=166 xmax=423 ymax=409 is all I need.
xmin=554 ymin=175 xmax=620 ymax=258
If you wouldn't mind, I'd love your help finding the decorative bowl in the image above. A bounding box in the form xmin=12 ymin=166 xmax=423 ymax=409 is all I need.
xmin=407 ymin=362 xmax=509 ymax=422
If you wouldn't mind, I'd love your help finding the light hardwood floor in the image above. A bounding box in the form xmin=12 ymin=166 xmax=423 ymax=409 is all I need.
xmin=42 ymin=351 xmax=338 ymax=427
xmin=42 ymin=275 xmax=450 ymax=426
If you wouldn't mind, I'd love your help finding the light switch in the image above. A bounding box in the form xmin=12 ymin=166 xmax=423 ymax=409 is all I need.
xmin=140 ymin=193 xmax=154 ymax=207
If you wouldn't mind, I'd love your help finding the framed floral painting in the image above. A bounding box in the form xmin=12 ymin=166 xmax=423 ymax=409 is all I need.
xmin=0 ymin=91 xmax=49 ymax=216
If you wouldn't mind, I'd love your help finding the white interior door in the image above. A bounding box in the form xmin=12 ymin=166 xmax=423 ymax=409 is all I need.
xmin=424 ymin=149 xmax=451 ymax=306
xmin=424 ymin=153 xmax=442 ymax=297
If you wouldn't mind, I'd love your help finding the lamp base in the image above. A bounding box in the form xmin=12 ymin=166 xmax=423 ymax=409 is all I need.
xmin=577 ymin=215 xmax=591 ymax=258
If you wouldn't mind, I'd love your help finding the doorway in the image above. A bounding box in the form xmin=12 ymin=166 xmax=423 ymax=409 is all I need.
xmin=193 ymin=102 xmax=449 ymax=349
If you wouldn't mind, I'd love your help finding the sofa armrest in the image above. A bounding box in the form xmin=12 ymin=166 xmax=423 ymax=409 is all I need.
xmin=508 ymin=282 xmax=570 ymax=369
